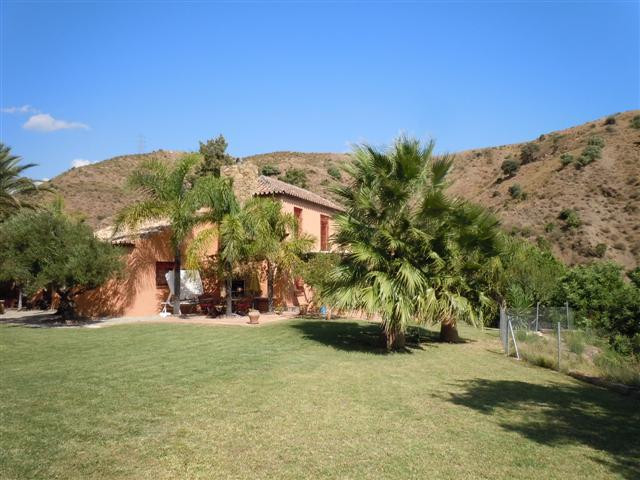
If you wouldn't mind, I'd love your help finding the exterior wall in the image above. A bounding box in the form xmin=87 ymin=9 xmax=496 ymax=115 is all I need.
xmin=76 ymin=196 xmax=339 ymax=318
xmin=276 ymin=194 xmax=338 ymax=252
xmin=76 ymin=224 xmax=220 ymax=318
xmin=75 ymin=229 xmax=175 ymax=317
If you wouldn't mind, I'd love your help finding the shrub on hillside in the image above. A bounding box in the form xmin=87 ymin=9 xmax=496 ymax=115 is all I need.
xmin=595 ymin=243 xmax=607 ymax=258
xmin=261 ymin=164 xmax=281 ymax=176
xmin=327 ymin=166 xmax=342 ymax=180
xmin=576 ymin=145 xmax=602 ymax=168
xmin=631 ymin=115 xmax=640 ymax=129
xmin=558 ymin=208 xmax=581 ymax=229
xmin=560 ymin=153 xmax=574 ymax=167
xmin=603 ymin=116 xmax=616 ymax=125
xmin=501 ymin=158 xmax=520 ymax=177
xmin=279 ymin=168 xmax=308 ymax=188
xmin=508 ymin=184 xmax=526 ymax=199
xmin=587 ymin=136 xmax=605 ymax=148
xmin=544 ymin=222 xmax=555 ymax=233
xmin=520 ymin=143 xmax=540 ymax=164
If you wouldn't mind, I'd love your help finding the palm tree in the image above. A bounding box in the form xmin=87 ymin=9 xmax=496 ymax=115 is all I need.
xmin=0 ymin=143 xmax=45 ymax=220
xmin=245 ymin=197 xmax=314 ymax=313
xmin=323 ymin=137 xmax=502 ymax=349
xmin=115 ymin=154 xmax=203 ymax=315
xmin=185 ymin=176 xmax=249 ymax=316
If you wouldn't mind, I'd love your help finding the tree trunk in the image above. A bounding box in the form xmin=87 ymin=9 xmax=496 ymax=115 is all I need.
xmin=225 ymin=263 xmax=233 ymax=316
xmin=440 ymin=317 xmax=460 ymax=342
xmin=17 ymin=287 xmax=22 ymax=310
xmin=173 ymin=246 xmax=182 ymax=316
xmin=56 ymin=289 xmax=77 ymax=320
xmin=267 ymin=260 xmax=274 ymax=313
xmin=385 ymin=327 xmax=406 ymax=350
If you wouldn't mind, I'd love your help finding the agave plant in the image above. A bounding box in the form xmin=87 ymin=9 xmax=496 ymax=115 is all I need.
xmin=323 ymin=137 xmax=502 ymax=349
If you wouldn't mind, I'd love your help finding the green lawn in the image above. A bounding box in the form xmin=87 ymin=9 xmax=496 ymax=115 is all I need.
xmin=1 ymin=319 xmax=638 ymax=480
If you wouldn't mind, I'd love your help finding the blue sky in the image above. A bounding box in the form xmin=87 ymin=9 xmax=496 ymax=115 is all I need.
xmin=1 ymin=1 xmax=638 ymax=180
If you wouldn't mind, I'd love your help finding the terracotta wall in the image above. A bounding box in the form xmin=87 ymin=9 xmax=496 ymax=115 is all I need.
xmin=276 ymin=195 xmax=337 ymax=252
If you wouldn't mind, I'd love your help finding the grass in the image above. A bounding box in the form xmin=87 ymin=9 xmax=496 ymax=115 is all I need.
xmin=1 ymin=319 xmax=639 ymax=479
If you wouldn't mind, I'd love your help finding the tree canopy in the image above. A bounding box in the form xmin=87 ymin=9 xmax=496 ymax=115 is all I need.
xmin=197 ymin=135 xmax=235 ymax=177
xmin=0 ymin=207 xmax=123 ymax=317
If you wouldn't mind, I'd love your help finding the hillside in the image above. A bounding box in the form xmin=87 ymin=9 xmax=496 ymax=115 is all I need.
xmin=38 ymin=110 xmax=639 ymax=269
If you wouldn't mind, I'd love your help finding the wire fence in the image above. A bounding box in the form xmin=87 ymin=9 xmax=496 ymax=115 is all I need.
xmin=499 ymin=303 xmax=575 ymax=371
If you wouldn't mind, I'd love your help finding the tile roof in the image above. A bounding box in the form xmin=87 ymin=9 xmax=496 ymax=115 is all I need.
xmin=95 ymin=220 xmax=171 ymax=244
xmin=255 ymin=175 xmax=344 ymax=211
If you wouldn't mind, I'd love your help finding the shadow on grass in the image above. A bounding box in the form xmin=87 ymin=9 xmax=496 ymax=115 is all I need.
xmin=448 ymin=379 xmax=640 ymax=479
xmin=291 ymin=320 xmax=441 ymax=354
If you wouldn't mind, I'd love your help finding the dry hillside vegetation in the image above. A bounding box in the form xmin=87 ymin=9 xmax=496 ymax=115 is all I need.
xmin=448 ymin=110 xmax=639 ymax=269
xmin=38 ymin=110 xmax=639 ymax=268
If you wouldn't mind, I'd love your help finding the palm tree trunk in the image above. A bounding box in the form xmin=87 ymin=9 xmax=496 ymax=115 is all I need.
xmin=225 ymin=262 xmax=233 ymax=316
xmin=173 ymin=246 xmax=182 ymax=316
xmin=267 ymin=260 xmax=274 ymax=313
xmin=385 ymin=323 xmax=406 ymax=350
xmin=439 ymin=316 xmax=460 ymax=342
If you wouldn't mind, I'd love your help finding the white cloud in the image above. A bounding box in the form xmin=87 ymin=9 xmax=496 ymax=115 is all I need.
xmin=23 ymin=113 xmax=90 ymax=132
xmin=1 ymin=105 xmax=38 ymax=114
xmin=71 ymin=159 xmax=92 ymax=168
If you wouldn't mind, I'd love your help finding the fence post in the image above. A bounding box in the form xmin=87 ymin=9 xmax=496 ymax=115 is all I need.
xmin=557 ymin=322 xmax=561 ymax=371
xmin=535 ymin=302 xmax=539 ymax=331
xmin=508 ymin=319 xmax=520 ymax=360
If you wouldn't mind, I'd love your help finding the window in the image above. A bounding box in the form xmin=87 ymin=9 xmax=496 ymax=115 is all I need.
xmin=320 ymin=215 xmax=329 ymax=251
xmin=155 ymin=262 xmax=175 ymax=287
xmin=294 ymin=207 xmax=302 ymax=235
xmin=231 ymin=279 xmax=245 ymax=298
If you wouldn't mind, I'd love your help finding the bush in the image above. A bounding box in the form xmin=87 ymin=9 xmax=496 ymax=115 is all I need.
xmin=279 ymin=168 xmax=308 ymax=188
xmin=576 ymin=145 xmax=602 ymax=168
xmin=501 ymin=158 xmax=521 ymax=177
xmin=587 ymin=136 xmax=605 ymax=147
xmin=631 ymin=115 xmax=640 ymax=129
xmin=560 ymin=153 xmax=574 ymax=167
xmin=595 ymin=243 xmax=607 ymax=258
xmin=520 ymin=143 xmax=540 ymax=164
xmin=544 ymin=222 xmax=555 ymax=233
xmin=508 ymin=184 xmax=525 ymax=199
xmin=327 ymin=166 xmax=341 ymax=180
xmin=558 ymin=209 xmax=581 ymax=228
xmin=261 ymin=164 xmax=281 ymax=176
xmin=555 ymin=262 xmax=640 ymax=355
xmin=603 ymin=116 xmax=616 ymax=126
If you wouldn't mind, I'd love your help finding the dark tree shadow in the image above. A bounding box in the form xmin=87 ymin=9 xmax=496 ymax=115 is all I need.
xmin=290 ymin=320 xmax=440 ymax=354
xmin=447 ymin=379 xmax=640 ymax=478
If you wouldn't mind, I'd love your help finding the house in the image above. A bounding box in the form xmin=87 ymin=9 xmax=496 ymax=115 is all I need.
xmin=74 ymin=165 xmax=342 ymax=317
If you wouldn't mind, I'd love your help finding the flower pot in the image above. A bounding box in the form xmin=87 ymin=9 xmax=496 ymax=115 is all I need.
xmin=248 ymin=310 xmax=260 ymax=324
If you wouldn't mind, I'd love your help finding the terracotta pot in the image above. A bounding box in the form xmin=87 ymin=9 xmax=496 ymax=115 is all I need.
xmin=248 ymin=310 xmax=260 ymax=324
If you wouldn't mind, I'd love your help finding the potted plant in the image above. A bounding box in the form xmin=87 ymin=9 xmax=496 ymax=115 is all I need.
xmin=248 ymin=309 xmax=260 ymax=324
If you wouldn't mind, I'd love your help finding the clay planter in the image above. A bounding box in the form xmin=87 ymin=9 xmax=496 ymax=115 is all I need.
xmin=248 ymin=309 xmax=260 ymax=325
